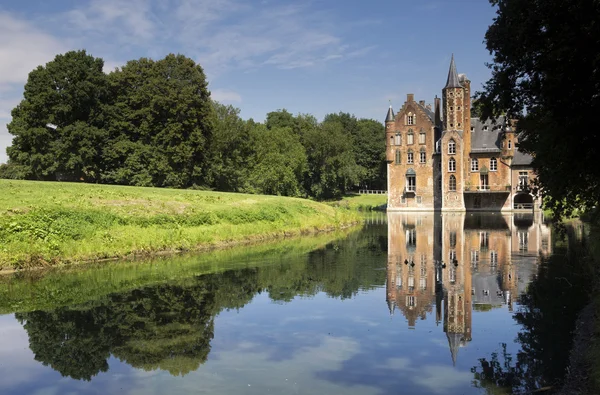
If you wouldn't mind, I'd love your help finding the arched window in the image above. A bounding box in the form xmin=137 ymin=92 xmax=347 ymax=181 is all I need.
xmin=419 ymin=131 xmax=426 ymax=145
xmin=407 ymin=149 xmax=414 ymax=164
xmin=449 ymin=175 xmax=456 ymax=191
xmin=407 ymin=112 xmax=415 ymax=125
xmin=395 ymin=133 xmax=402 ymax=145
xmin=395 ymin=150 xmax=401 ymax=164
xmin=490 ymin=157 xmax=497 ymax=171
xmin=448 ymin=139 xmax=456 ymax=154
xmin=448 ymin=157 xmax=456 ymax=172
xmin=419 ymin=148 xmax=426 ymax=163
xmin=471 ymin=158 xmax=479 ymax=172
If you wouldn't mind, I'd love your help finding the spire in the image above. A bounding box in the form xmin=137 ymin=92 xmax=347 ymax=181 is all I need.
xmin=444 ymin=54 xmax=462 ymax=89
xmin=447 ymin=332 xmax=463 ymax=366
xmin=387 ymin=299 xmax=396 ymax=316
xmin=385 ymin=104 xmax=395 ymax=123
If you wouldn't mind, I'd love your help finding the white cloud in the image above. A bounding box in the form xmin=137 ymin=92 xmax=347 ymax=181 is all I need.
xmin=211 ymin=89 xmax=242 ymax=103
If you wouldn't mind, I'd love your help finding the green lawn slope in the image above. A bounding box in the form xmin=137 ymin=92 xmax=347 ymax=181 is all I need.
xmin=0 ymin=180 xmax=360 ymax=269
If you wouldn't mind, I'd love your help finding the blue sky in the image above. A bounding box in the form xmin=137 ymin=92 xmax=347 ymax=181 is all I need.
xmin=0 ymin=0 xmax=498 ymax=164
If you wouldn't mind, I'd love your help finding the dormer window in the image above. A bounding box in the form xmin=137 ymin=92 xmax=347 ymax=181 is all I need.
xmin=448 ymin=139 xmax=456 ymax=154
xmin=407 ymin=113 xmax=415 ymax=125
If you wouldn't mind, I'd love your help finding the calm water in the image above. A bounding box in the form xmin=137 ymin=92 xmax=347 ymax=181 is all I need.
xmin=0 ymin=212 xmax=589 ymax=395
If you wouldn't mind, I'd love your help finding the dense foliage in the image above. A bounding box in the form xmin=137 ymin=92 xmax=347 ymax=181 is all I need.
xmin=476 ymin=0 xmax=600 ymax=217
xmin=4 ymin=50 xmax=385 ymax=199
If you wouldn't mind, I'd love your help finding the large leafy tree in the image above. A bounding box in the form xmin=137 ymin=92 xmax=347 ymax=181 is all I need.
xmin=207 ymin=101 xmax=255 ymax=192
xmin=102 ymin=54 xmax=214 ymax=188
xmin=6 ymin=50 xmax=109 ymax=181
xmin=247 ymin=124 xmax=307 ymax=197
xmin=476 ymin=0 xmax=600 ymax=217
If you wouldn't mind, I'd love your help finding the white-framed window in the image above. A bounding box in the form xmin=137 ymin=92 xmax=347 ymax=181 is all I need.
xmin=419 ymin=132 xmax=426 ymax=145
xmin=471 ymin=158 xmax=479 ymax=172
xmin=490 ymin=157 xmax=497 ymax=171
xmin=395 ymin=150 xmax=401 ymax=165
xmin=406 ymin=295 xmax=416 ymax=307
xmin=407 ymin=113 xmax=415 ymax=125
xmin=448 ymin=157 xmax=456 ymax=172
xmin=449 ymin=267 xmax=456 ymax=283
xmin=518 ymin=171 xmax=528 ymax=190
xmin=407 ymin=151 xmax=414 ymax=164
xmin=490 ymin=250 xmax=498 ymax=266
xmin=449 ymin=175 xmax=457 ymax=191
xmin=471 ymin=250 xmax=479 ymax=265
xmin=407 ymin=131 xmax=414 ymax=145
xmin=406 ymin=175 xmax=416 ymax=192
xmin=419 ymin=148 xmax=426 ymax=164
xmin=480 ymin=232 xmax=489 ymax=250
xmin=395 ymin=133 xmax=402 ymax=146
xmin=480 ymin=174 xmax=489 ymax=190
xmin=448 ymin=139 xmax=456 ymax=154
xmin=449 ymin=249 xmax=456 ymax=261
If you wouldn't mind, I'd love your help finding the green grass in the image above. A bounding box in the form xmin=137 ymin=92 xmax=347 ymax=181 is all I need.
xmin=326 ymin=193 xmax=387 ymax=211
xmin=0 ymin=180 xmax=360 ymax=269
xmin=0 ymin=228 xmax=356 ymax=314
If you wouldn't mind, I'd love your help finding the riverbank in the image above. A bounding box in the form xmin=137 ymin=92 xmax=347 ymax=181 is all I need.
xmin=0 ymin=180 xmax=360 ymax=270
xmin=326 ymin=193 xmax=387 ymax=211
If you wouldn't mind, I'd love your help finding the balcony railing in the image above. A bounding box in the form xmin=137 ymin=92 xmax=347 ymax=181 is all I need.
xmin=405 ymin=185 xmax=416 ymax=193
xmin=464 ymin=185 xmax=512 ymax=193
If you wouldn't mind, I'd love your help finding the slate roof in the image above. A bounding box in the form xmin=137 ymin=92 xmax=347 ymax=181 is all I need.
xmin=444 ymin=55 xmax=463 ymax=89
xmin=470 ymin=116 xmax=505 ymax=153
xmin=385 ymin=106 xmax=395 ymax=122
xmin=513 ymin=149 xmax=534 ymax=166
xmin=416 ymin=101 xmax=435 ymax=123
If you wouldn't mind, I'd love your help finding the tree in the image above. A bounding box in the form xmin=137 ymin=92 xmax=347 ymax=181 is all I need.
xmin=303 ymin=121 xmax=361 ymax=199
xmin=247 ymin=124 xmax=307 ymax=196
xmin=355 ymin=119 xmax=386 ymax=190
xmin=207 ymin=101 xmax=255 ymax=192
xmin=102 ymin=54 xmax=214 ymax=188
xmin=475 ymin=0 xmax=600 ymax=217
xmin=6 ymin=50 xmax=108 ymax=181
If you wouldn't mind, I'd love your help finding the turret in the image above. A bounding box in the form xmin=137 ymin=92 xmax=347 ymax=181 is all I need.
xmin=385 ymin=105 xmax=395 ymax=163
xmin=502 ymin=120 xmax=515 ymax=159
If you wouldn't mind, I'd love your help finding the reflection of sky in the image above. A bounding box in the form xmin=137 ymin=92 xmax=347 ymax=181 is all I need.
xmin=0 ymin=284 xmax=531 ymax=395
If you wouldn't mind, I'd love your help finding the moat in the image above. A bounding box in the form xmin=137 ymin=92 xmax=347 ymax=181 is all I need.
xmin=0 ymin=212 xmax=588 ymax=395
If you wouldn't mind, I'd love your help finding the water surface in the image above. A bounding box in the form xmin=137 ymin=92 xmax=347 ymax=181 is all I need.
xmin=0 ymin=212 xmax=584 ymax=395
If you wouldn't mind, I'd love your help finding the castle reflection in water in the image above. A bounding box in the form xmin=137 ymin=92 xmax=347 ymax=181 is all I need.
xmin=385 ymin=212 xmax=552 ymax=365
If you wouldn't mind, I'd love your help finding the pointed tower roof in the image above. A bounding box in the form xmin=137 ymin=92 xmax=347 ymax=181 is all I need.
xmin=387 ymin=299 xmax=396 ymax=316
xmin=444 ymin=54 xmax=462 ymax=89
xmin=385 ymin=105 xmax=395 ymax=122
xmin=447 ymin=332 xmax=463 ymax=366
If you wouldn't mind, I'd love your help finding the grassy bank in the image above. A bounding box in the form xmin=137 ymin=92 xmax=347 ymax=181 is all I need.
xmin=0 ymin=180 xmax=360 ymax=269
xmin=327 ymin=193 xmax=387 ymax=211
xmin=0 ymin=228 xmax=358 ymax=315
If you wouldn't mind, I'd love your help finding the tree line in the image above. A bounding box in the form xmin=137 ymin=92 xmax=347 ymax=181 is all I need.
xmin=1 ymin=50 xmax=385 ymax=200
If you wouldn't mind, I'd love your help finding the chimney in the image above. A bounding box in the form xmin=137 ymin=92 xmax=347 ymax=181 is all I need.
xmin=407 ymin=93 xmax=414 ymax=102
xmin=419 ymin=100 xmax=425 ymax=106
xmin=426 ymin=104 xmax=432 ymax=111
xmin=434 ymin=96 xmax=441 ymax=126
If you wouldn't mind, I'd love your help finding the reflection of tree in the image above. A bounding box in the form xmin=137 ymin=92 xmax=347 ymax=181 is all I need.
xmin=472 ymin=227 xmax=594 ymax=393
xmin=16 ymin=225 xmax=388 ymax=380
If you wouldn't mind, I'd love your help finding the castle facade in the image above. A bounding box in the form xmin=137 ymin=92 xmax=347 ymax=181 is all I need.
xmin=385 ymin=56 xmax=538 ymax=211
